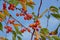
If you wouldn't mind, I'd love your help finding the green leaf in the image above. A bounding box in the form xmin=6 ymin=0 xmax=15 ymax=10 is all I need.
xmin=14 ymin=26 xmax=22 ymax=36
xmin=40 ymin=34 xmax=46 ymax=40
xmin=32 ymin=12 xmax=36 ymax=17
xmin=12 ymin=31 xmax=16 ymax=37
xmin=17 ymin=36 xmax=22 ymax=40
xmin=26 ymin=2 xmax=34 ymax=9
xmin=51 ymin=14 xmax=60 ymax=20
xmin=32 ymin=12 xmax=38 ymax=21
xmin=52 ymin=35 xmax=60 ymax=40
xmin=9 ymin=0 xmax=14 ymax=4
xmin=9 ymin=0 xmax=19 ymax=6
xmin=40 ymin=28 xmax=49 ymax=36
xmin=40 ymin=9 xmax=48 ymax=18
xmin=0 ymin=22 xmax=3 ymax=31
xmin=12 ymin=35 xmax=16 ymax=40
xmin=47 ymin=36 xmax=53 ymax=40
xmin=14 ymin=0 xmax=19 ymax=6
xmin=51 ymin=24 xmax=60 ymax=35
xmin=3 ymin=9 xmax=10 ymax=16
xmin=49 ymin=6 xmax=58 ymax=13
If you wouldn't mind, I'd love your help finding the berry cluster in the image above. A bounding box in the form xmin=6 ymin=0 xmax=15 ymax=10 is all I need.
xmin=8 ymin=20 xmax=15 ymax=24
xmin=3 ymin=2 xmax=6 ymax=10
xmin=20 ymin=13 xmax=33 ymax=20
xmin=29 ymin=20 xmax=41 ymax=31
xmin=20 ymin=28 xmax=31 ymax=33
xmin=16 ymin=12 xmax=33 ymax=20
xmin=8 ymin=4 xmax=15 ymax=11
xmin=4 ymin=26 xmax=12 ymax=33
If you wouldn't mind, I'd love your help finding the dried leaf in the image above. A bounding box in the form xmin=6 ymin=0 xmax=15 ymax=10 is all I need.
xmin=13 ymin=24 xmax=22 ymax=27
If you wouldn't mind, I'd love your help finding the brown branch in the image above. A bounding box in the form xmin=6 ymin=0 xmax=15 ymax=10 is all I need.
xmin=38 ymin=0 xmax=42 ymax=16
xmin=31 ymin=30 xmax=35 ymax=40
xmin=30 ymin=0 xmax=42 ymax=40
xmin=9 ymin=15 xmax=26 ymax=28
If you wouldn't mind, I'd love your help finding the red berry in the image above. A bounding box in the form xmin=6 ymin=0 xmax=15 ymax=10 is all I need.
xmin=8 ymin=20 xmax=15 ymax=24
xmin=24 ymin=15 xmax=27 ymax=20
xmin=22 ymin=8 xmax=27 ymax=13
xmin=21 ymin=30 xmax=25 ymax=33
xmin=23 ymin=28 xmax=26 ymax=31
xmin=7 ymin=27 xmax=12 ymax=32
xmin=20 ymin=13 xmax=25 ymax=16
xmin=4 ymin=26 xmax=8 ymax=29
xmin=16 ymin=13 xmax=19 ymax=16
xmin=36 ymin=28 xmax=39 ymax=31
xmin=27 ymin=28 xmax=31 ymax=32
xmin=35 ymin=20 xmax=40 ymax=25
xmin=8 ymin=4 xmax=15 ymax=11
xmin=26 ymin=14 xmax=32 ymax=19
xmin=8 ymin=7 xmax=10 ymax=10
xmin=6 ymin=30 xmax=9 ymax=33
xmin=21 ymin=28 xmax=26 ymax=33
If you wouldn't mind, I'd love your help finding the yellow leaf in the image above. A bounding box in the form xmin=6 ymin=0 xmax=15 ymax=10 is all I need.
xmin=0 ymin=12 xmax=6 ymax=20
xmin=30 ymin=0 xmax=33 ymax=2
xmin=3 ymin=9 xmax=10 ymax=16
xmin=39 ymin=9 xmax=48 ymax=18
xmin=13 ymin=24 xmax=22 ymax=27
xmin=19 ymin=0 xmax=27 ymax=11
xmin=0 ymin=37 xmax=5 ymax=40
xmin=22 ymin=4 xmax=27 ymax=11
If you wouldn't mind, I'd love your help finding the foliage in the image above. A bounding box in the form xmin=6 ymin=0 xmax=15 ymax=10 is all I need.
xmin=0 ymin=0 xmax=60 ymax=40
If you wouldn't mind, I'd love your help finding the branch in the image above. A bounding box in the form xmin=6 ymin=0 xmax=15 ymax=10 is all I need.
xmin=31 ymin=30 xmax=35 ymax=40
xmin=2 ymin=0 xmax=26 ymax=28
xmin=10 ymin=15 xmax=26 ymax=28
xmin=46 ymin=11 xmax=50 ymax=28
xmin=38 ymin=0 xmax=42 ymax=16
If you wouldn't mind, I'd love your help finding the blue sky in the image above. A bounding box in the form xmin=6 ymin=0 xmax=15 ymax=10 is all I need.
xmin=0 ymin=0 xmax=60 ymax=40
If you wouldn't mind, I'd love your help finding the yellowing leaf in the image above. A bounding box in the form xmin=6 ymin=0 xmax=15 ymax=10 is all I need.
xmin=30 ymin=0 xmax=33 ymax=2
xmin=19 ymin=0 xmax=27 ymax=11
xmin=35 ymin=30 xmax=40 ymax=39
xmin=40 ymin=33 xmax=46 ymax=40
xmin=3 ymin=9 xmax=10 ymax=16
xmin=49 ymin=6 xmax=58 ymax=13
xmin=13 ymin=24 xmax=22 ymax=27
xmin=40 ymin=28 xmax=49 ymax=36
xmin=0 ymin=37 xmax=6 ymax=40
xmin=0 ymin=12 xmax=6 ymax=21
xmin=39 ymin=9 xmax=48 ymax=18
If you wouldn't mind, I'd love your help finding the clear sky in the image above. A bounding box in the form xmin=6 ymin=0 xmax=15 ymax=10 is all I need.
xmin=0 ymin=0 xmax=60 ymax=40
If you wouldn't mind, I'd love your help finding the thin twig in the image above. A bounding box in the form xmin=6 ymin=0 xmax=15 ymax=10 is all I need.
xmin=38 ymin=0 xmax=42 ymax=16
xmin=46 ymin=11 xmax=50 ymax=28
xmin=30 ymin=0 xmax=43 ymax=40
xmin=31 ymin=30 xmax=35 ymax=40
xmin=10 ymin=15 xmax=26 ymax=28
xmin=2 ymin=0 xmax=26 ymax=28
